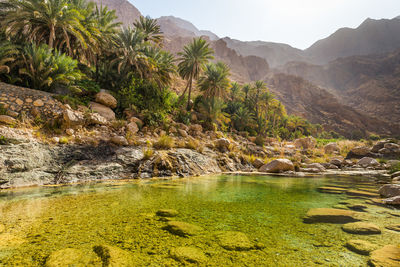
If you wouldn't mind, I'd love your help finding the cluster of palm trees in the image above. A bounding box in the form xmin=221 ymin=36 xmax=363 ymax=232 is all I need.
xmin=0 ymin=0 xmax=320 ymax=139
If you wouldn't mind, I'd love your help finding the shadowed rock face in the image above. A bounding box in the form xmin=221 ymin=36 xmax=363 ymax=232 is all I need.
xmin=91 ymin=0 xmax=141 ymax=26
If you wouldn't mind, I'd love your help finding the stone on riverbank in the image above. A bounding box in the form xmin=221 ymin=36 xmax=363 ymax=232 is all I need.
xmin=216 ymin=231 xmax=253 ymax=251
xmin=303 ymin=208 xmax=360 ymax=223
xmin=163 ymin=221 xmax=203 ymax=237
xmin=382 ymin=196 xmax=400 ymax=205
xmin=342 ymin=222 xmax=381 ymax=235
xmin=170 ymin=247 xmax=207 ymax=264
xmin=95 ymin=92 xmax=117 ymax=109
xmin=46 ymin=248 xmax=101 ymax=267
xmin=369 ymin=245 xmax=400 ymax=267
xmin=378 ymin=184 xmax=400 ymax=198
xmin=345 ymin=240 xmax=377 ymax=255
xmin=0 ymin=115 xmax=16 ymax=125
xmin=259 ymin=159 xmax=294 ymax=173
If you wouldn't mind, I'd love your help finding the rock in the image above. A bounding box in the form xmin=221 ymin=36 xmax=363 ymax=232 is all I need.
xmin=371 ymin=141 xmax=389 ymax=153
xmin=163 ymin=221 xmax=203 ymax=237
xmin=330 ymin=157 xmax=343 ymax=167
xmin=65 ymin=129 xmax=74 ymax=136
xmin=110 ymin=136 xmax=128 ymax=146
xmin=306 ymin=163 xmax=326 ymax=172
xmin=357 ymin=157 xmax=380 ymax=167
xmin=391 ymin=171 xmax=400 ymax=179
xmin=52 ymin=137 xmax=60 ymax=143
xmin=321 ymin=163 xmax=339 ymax=169
xmin=317 ymin=187 xmax=347 ymax=194
xmin=46 ymin=248 xmax=101 ymax=267
xmin=178 ymin=129 xmax=188 ymax=138
xmin=347 ymin=204 xmax=368 ymax=211
xmin=382 ymin=196 xmax=400 ymax=205
xmin=93 ymin=245 xmax=135 ymax=266
xmin=129 ymin=117 xmax=143 ymax=128
xmin=33 ymin=99 xmax=44 ymax=107
xmin=126 ymin=122 xmax=139 ymax=135
xmin=351 ymin=146 xmax=371 ymax=156
xmin=324 ymin=143 xmax=340 ymax=154
xmin=303 ymin=208 xmax=360 ymax=223
xmin=156 ymin=209 xmax=178 ymax=217
xmin=294 ymin=137 xmax=316 ymax=149
xmin=346 ymin=190 xmax=379 ymax=198
xmin=6 ymin=110 xmax=19 ymax=118
xmin=386 ymin=225 xmax=400 ymax=232
xmin=252 ymin=158 xmax=264 ymax=169
xmin=0 ymin=115 xmax=16 ymax=125
xmin=87 ymin=113 xmax=108 ymax=125
xmin=189 ymin=124 xmax=202 ymax=136
xmin=89 ymin=102 xmax=115 ymax=121
xmin=384 ymin=143 xmax=400 ymax=150
xmin=170 ymin=247 xmax=207 ymax=264
xmin=369 ymin=245 xmax=400 ymax=267
xmin=345 ymin=240 xmax=377 ymax=255
xmin=63 ymin=109 xmax=85 ymax=128
xmin=216 ymin=231 xmax=253 ymax=251
xmin=215 ymin=138 xmax=230 ymax=152
xmin=95 ymin=92 xmax=117 ymax=109
xmin=342 ymin=222 xmax=381 ymax=235
xmin=259 ymin=159 xmax=294 ymax=173
xmin=378 ymin=184 xmax=400 ymax=198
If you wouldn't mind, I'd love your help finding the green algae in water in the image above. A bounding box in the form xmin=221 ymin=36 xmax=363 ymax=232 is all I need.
xmin=0 ymin=175 xmax=399 ymax=266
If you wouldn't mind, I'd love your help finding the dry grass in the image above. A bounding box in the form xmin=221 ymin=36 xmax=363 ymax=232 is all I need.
xmin=153 ymin=135 xmax=175 ymax=150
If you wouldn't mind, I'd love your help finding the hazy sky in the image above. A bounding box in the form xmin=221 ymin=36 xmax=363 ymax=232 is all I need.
xmin=132 ymin=0 xmax=400 ymax=49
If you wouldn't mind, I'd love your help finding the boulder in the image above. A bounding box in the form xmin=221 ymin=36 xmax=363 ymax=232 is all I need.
xmin=110 ymin=136 xmax=128 ymax=146
xmin=357 ymin=157 xmax=379 ymax=168
xmin=342 ymin=222 xmax=381 ymax=235
xmin=351 ymin=146 xmax=371 ymax=156
xmin=324 ymin=143 xmax=340 ymax=154
xmin=303 ymin=208 xmax=360 ymax=223
xmin=93 ymin=245 xmax=135 ymax=266
xmin=129 ymin=117 xmax=143 ymax=128
xmin=345 ymin=240 xmax=377 ymax=255
xmin=306 ymin=163 xmax=326 ymax=172
xmin=378 ymin=184 xmax=400 ymax=198
xmin=330 ymin=158 xmax=343 ymax=167
xmin=63 ymin=109 xmax=84 ymax=128
xmin=89 ymin=102 xmax=115 ymax=121
xmin=369 ymin=245 xmax=400 ymax=267
xmin=259 ymin=159 xmax=294 ymax=173
xmin=189 ymin=124 xmax=202 ymax=136
xmin=87 ymin=113 xmax=108 ymax=126
xmin=371 ymin=141 xmax=389 ymax=153
xmin=320 ymin=163 xmax=339 ymax=170
xmin=126 ymin=122 xmax=139 ymax=135
xmin=156 ymin=209 xmax=178 ymax=217
xmin=391 ymin=171 xmax=400 ymax=179
xmin=384 ymin=143 xmax=400 ymax=151
xmin=252 ymin=158 xmax=264 ymax=169
xmin=45 ymin=248 xmax=101 ymax=267
xmin=0 ymin=115 xmax=16 ymax=125
xmin=294 ymin=137 xmax=316 ymax=150
xmin=163 ymin=221 xmax=203 ymax=237
xmin=215 ymin=138 xmax=230 ymax=152
xmin=95 ymin=92 xmax=117 ymax=109
xmin=382 ymin=196 xmax=400 ymax=205
xmin=170 ymin=247 xmax=207 ymax=264
xmin=216 ymin=231 xmax=253 ymax=251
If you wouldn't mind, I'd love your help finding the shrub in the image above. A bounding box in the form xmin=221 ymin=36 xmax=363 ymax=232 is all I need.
xmin=185 ymin=139 xmax=204 ymax=153
xmin=143 ymin=148 xmax=154 ymax=160
xmin=389 ymin=162 xmax=400 ymax=174
xmin=368 ymin=134 xmax=380 ymax=141
xmin=153 ymin=135 xmax=174 ymax=150
xmin=255 ymin=135 xmax=264 ymax=147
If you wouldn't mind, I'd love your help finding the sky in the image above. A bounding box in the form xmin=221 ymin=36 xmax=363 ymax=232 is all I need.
xmin=131 ymin=0 xmax=400 ymax=49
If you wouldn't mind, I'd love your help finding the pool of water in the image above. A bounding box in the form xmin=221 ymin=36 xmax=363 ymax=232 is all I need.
xmin=0 ymin=175 xmax=399 ymax=266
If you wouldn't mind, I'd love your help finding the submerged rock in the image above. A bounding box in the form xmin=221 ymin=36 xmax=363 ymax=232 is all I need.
xmin=46 ymin=248 xmax=101 ymax=267
xmin=317 ymin=186 xmax=347 ymax=194
xmin=382 ymin=196 xmax=400 ymax=205
xmin=303 ymin=208 xmax=360 ymax=223
xmin=259 ymin=159 xmax=294 ymax=173
xmin=346 ymin=190 xmax=379 ymax=198
xmin=369 ymin=245 xmax=400 ymax=267
xmin=386 ymin=224 xmax=400 ymax=232
xmin=345 ymin=240 xmax=377 ymax=255
xmin=170 ymin=247 xmax=207 ymax=264
xmin=156 ymin=209 xmax=178 ymax=217
xmin=342 ymin=222 xmax=381 ymax=235
xmin=163 ymin=221 xmax=203 ymax=237
xmin=93 ymin=245 xmax=135 ymax=266
xmin=216 ymin=231 xmax=253 ymax=251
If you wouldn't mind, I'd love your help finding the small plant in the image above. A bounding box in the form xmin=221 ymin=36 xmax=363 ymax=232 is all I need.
xmin=143 ymin=148 xmax=154 ymax=160
xmin=59 ymin=137 xmax=69 ymax=144
xmin=389 ymin=162 xmax=400 ymax=174
xmin=0 ymin=135 xmax=9 ymax=145
xmin=153 ymin=135 xmax=175 ymax=150
xmin=0 ymin=104 xmax=7 ymax=115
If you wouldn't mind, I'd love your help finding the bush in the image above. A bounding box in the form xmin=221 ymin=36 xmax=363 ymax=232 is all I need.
xmin=185 ymin=139 xmax=204 ymax=153
xmin=153 ymin=135 xmax=174 ymax=150
xmin=143 ymin=148 xmax=154 ymax=160
xmin=368 ymin=134 xmax=380 ymax=141
xmin=389 ymin=162 xmax=400 ymax=174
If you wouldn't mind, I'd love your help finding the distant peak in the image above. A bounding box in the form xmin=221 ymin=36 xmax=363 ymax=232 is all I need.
xmin=394 ymin=15 xmax=400 ymax=20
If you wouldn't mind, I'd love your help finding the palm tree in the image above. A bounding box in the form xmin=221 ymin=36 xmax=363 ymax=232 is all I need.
xmin=232 ymin=106 xmax=254 ymax=131
xmin=143 ymin=46 xmax=176 ymax=88
xmin=198 ymin=62 xmax=230 ymax=99
xmin=134 ymin=16 xmax=163 ymax=45
xmin=0 ymin=0 xmax=90 ymax=56
xmin=242 ymin=83 xmax=251 ymax=102
xmin=230 ymin=82 xmax=241 ymax=102
xmin=199 ymin=97 xmax=230 ymax=131
xmin=0 ymin=40 xmax=18 ymax=74
xmin=178 ymin=37 xmax=214 ymax=110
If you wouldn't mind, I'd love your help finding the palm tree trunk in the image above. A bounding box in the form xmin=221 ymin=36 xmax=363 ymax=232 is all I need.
xmin=187 ymin=75 xmax=193 ymax=111
xmin=49 ymin=24 xmax=55 ymax=49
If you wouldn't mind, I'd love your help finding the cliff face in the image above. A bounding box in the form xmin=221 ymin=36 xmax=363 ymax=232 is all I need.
xmin=91 ymin=0 xmax=141 ymax=26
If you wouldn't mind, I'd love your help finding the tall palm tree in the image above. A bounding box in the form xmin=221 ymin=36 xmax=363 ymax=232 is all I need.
xmin=232 ymin=106 xmax=254 ymax=131
xmin=134 ymin=16 xmax=163 ymax=45
xmin=143 ymin=46 xmax=176 ymax=89
xmin=0 ymin=40 xmax=18 ymax=74
xmin=198 ymin=62 xmax=230 ymax=99
xmin=230 ymin=82 xmax=241 ymax=102
xmin=242 ymin=83 xmax=251 ymax=102
xmin=0 ymin=0 xmax=90 ymax=56
xmin=178 ymin=37 xmax=214 ymax=110
xmin=199 ymin=97 xmax=230 ymax=131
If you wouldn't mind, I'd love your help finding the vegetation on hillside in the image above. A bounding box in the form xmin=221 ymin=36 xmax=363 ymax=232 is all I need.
xmin=0 ymin=0 xmax=331 ymax=140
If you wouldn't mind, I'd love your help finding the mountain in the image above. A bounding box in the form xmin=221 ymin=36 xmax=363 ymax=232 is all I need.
xmin=223 ymin=37 xmax=306 ymax=68
xmin=91 ymin=0 xmax=141 ymax=26
xmin=157 ymin=16 xmax=219 ymax=40
xmin=281 ymin=49 xmax=400 ymax=125
xmin=304 ymin=17 xmax=400 ymax=64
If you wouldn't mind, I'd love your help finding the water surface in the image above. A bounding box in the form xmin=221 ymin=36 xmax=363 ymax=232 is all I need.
xmin=0 ymin=175 xmax=398 ymax=266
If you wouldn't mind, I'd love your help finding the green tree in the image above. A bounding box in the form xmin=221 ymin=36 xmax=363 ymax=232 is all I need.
xmin=198 ymin=97 xmax=230 ymax=131
xmin=177 ymin=37 xmax=214 ymax=110
xmin=198 ymin=62 xmax=230 ymax=99
xmin=134 ymin=16 xmax=163 ymax=45
xmin=0 ymin=40 xmax=18 ymax=74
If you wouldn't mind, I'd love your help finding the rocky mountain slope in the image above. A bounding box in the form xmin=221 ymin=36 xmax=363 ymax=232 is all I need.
xmin=281 ymin=49 xmax=400 ymax=124
xmin=91 ymin=0 xmax=141 ymax=26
